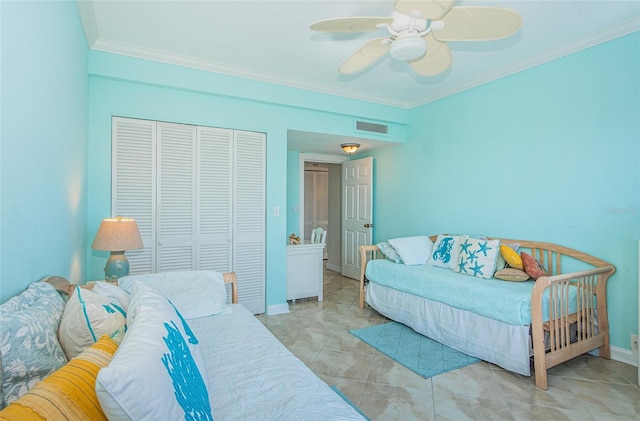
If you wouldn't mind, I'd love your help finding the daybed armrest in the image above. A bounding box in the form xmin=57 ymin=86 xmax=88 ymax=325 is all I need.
xmin=359 ymin=245 xmax=385 ymax=309
xmin=223 ymin=272 xmax=239 ymax=304
xmin=530 ymin=264 xmax=615 ymax=390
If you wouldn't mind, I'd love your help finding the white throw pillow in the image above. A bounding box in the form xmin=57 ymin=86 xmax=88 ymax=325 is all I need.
xmin=427 ymin=234 xmax=469 ymax=269
xmin=388 ymin=236 xmax=434 ymax=265
xmin=91 ymin=281 xmax=131 ymax=311
xmin=96 ymin=281 xmax=212 ymax=421
xmin=118 ymin=270 xmax=229 ymax=319
xmin=453 ymin=238 xmax=501 ymax=279
xmin=58 ymin=286 xmax=126 ymax=360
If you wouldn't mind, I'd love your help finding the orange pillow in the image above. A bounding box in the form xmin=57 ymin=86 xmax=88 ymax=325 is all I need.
xmin=521 ymin=252 xmax=547 ymax=280
xmin=0 ymin=335 xmax=119 ymax=421
xmin=500 ymin=245 xmax=523 ymax=269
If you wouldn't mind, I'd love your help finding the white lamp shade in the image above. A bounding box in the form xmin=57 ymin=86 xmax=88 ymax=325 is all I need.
xmin=92 ymin=216 xmax=143 ymax=252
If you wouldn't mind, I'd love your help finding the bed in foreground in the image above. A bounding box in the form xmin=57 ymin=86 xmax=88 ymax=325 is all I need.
xmin=359 ymin=235 xmax=616 ymax=390
xmin=0 ymin=271 xmax=366 ymax=420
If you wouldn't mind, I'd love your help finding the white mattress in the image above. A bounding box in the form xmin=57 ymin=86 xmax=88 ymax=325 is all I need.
xmin=189 ymin=304 xmax=366 ymax=420
xmin=366 ymin=281 xmax=532 ymax=376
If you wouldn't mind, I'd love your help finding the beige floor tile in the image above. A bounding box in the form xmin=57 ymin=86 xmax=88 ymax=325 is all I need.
xmin=367 ymin=354 xmax=434 ymax=390
xmin=321 ymin=376 xmax=367 ymax=408
xmin=324 ymin=329 xmax=379 ymax=354
xmin=561 ymin=377 xmax=640 ymax=418
xmin=360 ymin=382 xmax=435 ymax=421
xmin=433 ymin=392 xmax=513 ymax=421
xmin=259 ymin=265 xmax=640 ymax=420
xmin=551 ymin=354 xmax=632 ymax=385
xmin=432 ymin=362 xmax=504 ymax=399
xmin=309 ymin=349 xmax=374 ymax=381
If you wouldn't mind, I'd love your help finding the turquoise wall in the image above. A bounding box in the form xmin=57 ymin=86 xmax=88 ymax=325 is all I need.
xmin=0 ymin=1 xmax=88 ymax=301
xmin=368 ymin=32 xmax=640 ymax=351
xmin=86 ymin=52 xmax=408 ymax=310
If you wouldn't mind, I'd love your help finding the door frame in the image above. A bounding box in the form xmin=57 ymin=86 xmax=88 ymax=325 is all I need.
xmin=298 ymin=153 xmax=348 ymax=270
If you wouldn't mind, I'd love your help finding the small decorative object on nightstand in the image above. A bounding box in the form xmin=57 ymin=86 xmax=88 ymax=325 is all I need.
xmin=91 ymin=216 xmax=143 ymax=281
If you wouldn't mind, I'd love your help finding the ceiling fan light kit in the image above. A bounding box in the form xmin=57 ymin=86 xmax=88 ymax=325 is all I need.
xmin=311 ymin=0 xmax=522 ymax=77
xmin=389 ymin=33 xmax=427 ymax=61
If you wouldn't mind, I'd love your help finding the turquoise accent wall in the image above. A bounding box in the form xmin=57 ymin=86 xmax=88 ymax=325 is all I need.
xmin=368 ymin=32 xmax=640 ymax=351
xmin=86 ymin=52 xmax=408 ymax=310
xmin=0 ymin=1 xmax=88 ymax=301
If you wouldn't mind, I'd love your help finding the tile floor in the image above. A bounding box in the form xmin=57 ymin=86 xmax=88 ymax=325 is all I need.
xmin=257 ymin=266 xmax=640 ymax=420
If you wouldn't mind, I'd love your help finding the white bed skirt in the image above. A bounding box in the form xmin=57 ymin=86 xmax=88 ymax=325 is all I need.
xmin=366 ymin=282 xmax=532 ymax=376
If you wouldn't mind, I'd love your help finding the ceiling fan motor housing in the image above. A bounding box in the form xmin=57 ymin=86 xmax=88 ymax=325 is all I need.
xmin=388 ymin=11 xmax=429 ymax=61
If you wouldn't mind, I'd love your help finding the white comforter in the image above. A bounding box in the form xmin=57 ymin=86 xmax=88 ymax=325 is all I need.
xmin=189 ymin=304 xmax=365 ymax=421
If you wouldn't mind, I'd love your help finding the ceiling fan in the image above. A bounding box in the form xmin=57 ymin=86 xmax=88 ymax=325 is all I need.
xmin=310 ymin=0 xmax=523 ymax=76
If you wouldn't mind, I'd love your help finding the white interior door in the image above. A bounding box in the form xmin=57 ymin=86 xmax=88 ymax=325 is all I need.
xmin=341 ymin=157 xmax=373 ymax=280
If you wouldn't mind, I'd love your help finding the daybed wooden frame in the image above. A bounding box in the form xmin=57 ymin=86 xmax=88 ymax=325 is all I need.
xmin=359 ymin=237 xmax=616 ymax=390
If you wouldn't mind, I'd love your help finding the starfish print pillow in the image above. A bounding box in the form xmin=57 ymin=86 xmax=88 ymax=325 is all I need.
xmin=454 ymin=238 xmax=501 ymax=279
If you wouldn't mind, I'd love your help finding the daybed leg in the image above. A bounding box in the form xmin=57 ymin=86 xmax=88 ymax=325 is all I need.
xmin=533 ymin=354 xmax=548 ymax=390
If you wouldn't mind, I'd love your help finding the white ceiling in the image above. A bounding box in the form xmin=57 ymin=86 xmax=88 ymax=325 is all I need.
xmin=78 ymin=0 xmax=640 ymax=153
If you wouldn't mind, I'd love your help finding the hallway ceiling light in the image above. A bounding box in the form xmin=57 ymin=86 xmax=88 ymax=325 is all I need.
xmin=340 ymin=143 xmax=360 ymax=155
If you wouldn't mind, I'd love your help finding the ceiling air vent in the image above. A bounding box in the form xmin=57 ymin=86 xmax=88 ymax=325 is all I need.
xmin=355 ymin=120 xmax=389 ymax=135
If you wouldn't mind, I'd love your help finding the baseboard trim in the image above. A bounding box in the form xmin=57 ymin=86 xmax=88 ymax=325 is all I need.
xmin=326 ymin=263 xmax=341 ymax=273
xmin=266 ymin=303 xmax=290 ymax=316
xmin=611 ymin=345 xmax=638 ymax=367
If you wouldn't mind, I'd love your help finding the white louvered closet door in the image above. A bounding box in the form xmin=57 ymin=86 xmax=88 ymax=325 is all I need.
xmin=112 ymin=117 xmax=266 ymax=313
xmin=197 ymin=126 xmax=233 ymax=272
xmin=112 ymin=117 xmax=156 ymax=274
xmin=233 ymin=130 xmax=265 ymax=314
xmin=157 ymin=122 xmax=197 ymax=271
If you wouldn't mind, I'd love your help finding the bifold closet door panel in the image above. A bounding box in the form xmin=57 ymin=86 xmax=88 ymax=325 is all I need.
xmin=112 ymin=117 xmax=157 ymax=275
xmin=197 ymin=126 xmax=233 ymax=273
xmin=156 ymin=122 xmax=197 ymax=272
xmin=232 ymin=130 xmax=266 ymax=314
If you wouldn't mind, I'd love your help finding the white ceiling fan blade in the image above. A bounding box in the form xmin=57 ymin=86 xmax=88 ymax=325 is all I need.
xmin=394 ymin=0 xmax=453 ymax=20
xmin=339 ymin=37 xmax=391 ymax=75
xmin=409 ymin=33 xmax=451 ymax=76
xmin=434 ymin=7 xmax=523 ymax=41
xmin=311 ymin=17 xmax=393 ymax=32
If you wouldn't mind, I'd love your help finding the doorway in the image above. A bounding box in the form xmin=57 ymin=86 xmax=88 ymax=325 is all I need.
xmin=298 ymin=154 xmax=347 ymax=273
xmin=304 ymin=163 xmax=329 ymax=259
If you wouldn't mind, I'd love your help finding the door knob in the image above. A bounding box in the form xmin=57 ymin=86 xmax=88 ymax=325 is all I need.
xmin=364 ymin=223 xmax=374 ymax=228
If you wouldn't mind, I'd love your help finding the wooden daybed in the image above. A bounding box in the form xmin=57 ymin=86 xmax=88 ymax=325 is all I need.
xmin=359 ymin=236 xmax=616 ymax=390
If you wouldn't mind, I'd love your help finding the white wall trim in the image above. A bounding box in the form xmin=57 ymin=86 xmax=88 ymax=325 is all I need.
xmin=298 ymin=153 xmax=348 ymax=241
xmin=266 ymin=303 xmax=290 ymax=316
xmin=611 ymin=345 xmax=638 ymax=367
xmin=326 ymin=263 xmax=341 ymax=273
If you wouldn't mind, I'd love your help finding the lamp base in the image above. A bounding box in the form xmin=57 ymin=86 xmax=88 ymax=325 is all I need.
xmin=104 ymin=251 xmax=130 ymax=281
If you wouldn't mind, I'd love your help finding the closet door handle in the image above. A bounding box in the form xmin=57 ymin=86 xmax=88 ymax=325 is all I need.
xmin=364 ymin=223 xmax=374 ymax=228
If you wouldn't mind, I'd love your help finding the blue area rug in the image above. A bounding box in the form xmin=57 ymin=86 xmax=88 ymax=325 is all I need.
xmin=349 ymin=322 xmax=480 ymax=379
xmin=330 ymin=385 xmax=370 ymax=420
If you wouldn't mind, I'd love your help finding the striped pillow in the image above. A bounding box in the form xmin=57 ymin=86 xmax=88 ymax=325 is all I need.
xmin=0 ymin=335 xmax=119 ymax=420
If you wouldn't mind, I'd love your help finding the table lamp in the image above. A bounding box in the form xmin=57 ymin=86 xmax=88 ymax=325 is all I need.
xmin=92 ymin=216 xmax=143 ymax=281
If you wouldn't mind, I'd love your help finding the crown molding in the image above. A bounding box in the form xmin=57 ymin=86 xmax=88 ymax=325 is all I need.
xmin=90 ymin=39 xmax=412 ymax=109
xmin=88 ymin=18 xmax=638 ymax=110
